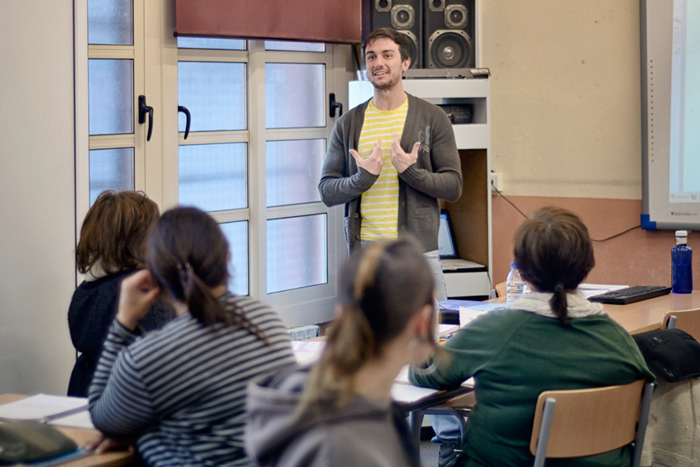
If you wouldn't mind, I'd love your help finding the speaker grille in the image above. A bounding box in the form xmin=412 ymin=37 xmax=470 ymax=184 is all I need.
xmin=428 ymin=30 xmax=472 ymax=68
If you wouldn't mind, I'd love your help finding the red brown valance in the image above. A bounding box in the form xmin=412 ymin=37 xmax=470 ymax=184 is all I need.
xmin=175 ymin=0 xmax=362 ymax=44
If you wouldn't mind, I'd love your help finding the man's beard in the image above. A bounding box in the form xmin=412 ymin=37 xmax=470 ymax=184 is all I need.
xmin=369 ymin=72 xmax=400 ymax=91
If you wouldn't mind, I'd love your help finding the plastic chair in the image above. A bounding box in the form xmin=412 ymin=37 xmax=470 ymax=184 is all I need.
xmin=530 ymin=380 xmax=654 ymax=467
xmin=663 ymin=308 xmax=700 ymax=340
xmin=494 ymin=281 xmax=507 ymax=299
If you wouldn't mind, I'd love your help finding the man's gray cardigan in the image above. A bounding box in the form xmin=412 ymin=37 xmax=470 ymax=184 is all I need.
xmin=319 ymin=93 xmax=463 ymax=253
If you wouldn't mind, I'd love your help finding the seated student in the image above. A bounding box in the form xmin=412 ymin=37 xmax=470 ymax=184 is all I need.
xmin=410 ymin=207 xmax=654 ymax=467
xmin=86 ymin=206 xmax=296 ymax=467
xmin=245 ymin=238 xmax=436 ymax=467
xmin=68 ymin=190 xmax=174 ymax=397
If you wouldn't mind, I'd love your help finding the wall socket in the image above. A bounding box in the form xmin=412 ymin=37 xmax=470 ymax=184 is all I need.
xmin=490 ymin=172 xmax=503 ymax=192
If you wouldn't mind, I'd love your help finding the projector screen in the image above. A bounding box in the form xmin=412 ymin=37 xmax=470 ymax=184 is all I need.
xmin=642 ymin=0 xmax=700 ymax=230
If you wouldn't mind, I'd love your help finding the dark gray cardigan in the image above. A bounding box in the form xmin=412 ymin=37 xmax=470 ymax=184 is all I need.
xmin=318 ymin=93 xmax=462 ymax=253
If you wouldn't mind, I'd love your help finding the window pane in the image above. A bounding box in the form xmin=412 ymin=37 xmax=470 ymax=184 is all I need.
xmin=178 ymin=62 xmax=246 ymax=132
xmin=88 ymin=0 xmax=133 ymax=45
xmin=266 ymin=139 xmax=325 ymax=207
xmin=89 ymin=148 xmax=134 ymax=206
xmin=220 ymin=221 xmax=249 ymax=296
xmin=177 ymin=37 xmax=246 ymax=50
xmin=89 ymin=59 xmax=134 ymax=135
xmin=267 ymin=215 xmax=327 ymax=293
xmin=179 ymin=143 xmax=247 ymax=212
xmin=265 ymin=41 xmax=325 ymax=52
xmin=266 ymin=63 xmax=325 ymax=128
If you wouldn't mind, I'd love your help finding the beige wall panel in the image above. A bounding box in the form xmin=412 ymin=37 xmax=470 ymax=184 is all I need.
xmin=481 ymin=0 xmax=642 ymax=199
xmin=0 ymin=1 xmax=76 ymax=394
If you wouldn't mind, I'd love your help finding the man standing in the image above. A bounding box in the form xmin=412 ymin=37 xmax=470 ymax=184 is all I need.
xmin=319 ymin=27 xmax=462 ymax=302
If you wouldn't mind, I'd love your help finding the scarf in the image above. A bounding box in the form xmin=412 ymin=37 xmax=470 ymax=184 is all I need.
xmin=508 ymin=291 xmax=605 ymax=319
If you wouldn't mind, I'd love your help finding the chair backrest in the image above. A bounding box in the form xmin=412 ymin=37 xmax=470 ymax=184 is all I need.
xmin=530 ymin=380 xmax=654 ymax=467
xmin=495 ymin=281 xmax=507 ymax=299
xmin=663 ymin=308 xmax=700 ymax=340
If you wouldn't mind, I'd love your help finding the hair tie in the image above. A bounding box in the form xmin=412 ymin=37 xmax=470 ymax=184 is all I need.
xmin=176 ymin=262 xmax=195 ymax=297
xmin=554 ymin=283 xmax=564 ymax=293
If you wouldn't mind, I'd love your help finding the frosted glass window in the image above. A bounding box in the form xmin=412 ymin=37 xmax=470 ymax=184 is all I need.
xmin=88 ymin=0 xmax=133 ymax=45
xmin=266 ymin=63 xmax=325 ymax=129
xmin=89 ymin=148 xmax=134 ymax=206
xmin=265 ymin=41 xmax=325 ymax=52
xmin=267 ymin=215 xmax=327 ymax=293
xmin=179 ymin=143 xmax=247 ymax=212
xmin=178 ymin=62 xmax=246 ymax=132
xmin=89 ymin=59 xmax=134 ymax=135
xmin=220 ymin=221 xmax=249 ymax=296
xmin=177 ymin=37 xmax=246 ymax=50
xmin=266 ymin=139 xmax=325 ymax=207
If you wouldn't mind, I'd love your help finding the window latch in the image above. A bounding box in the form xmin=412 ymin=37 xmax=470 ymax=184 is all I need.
xmin=138 ymin=95 xmax=154 ymax=142
xmin=178 ymin=106 xmax=191 ymax=140
xmin=329 ymin=93 xmax=343 ymax=118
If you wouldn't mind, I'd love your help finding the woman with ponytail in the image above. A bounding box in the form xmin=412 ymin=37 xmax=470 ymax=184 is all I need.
xmin=410 ymin=207 xmax=654 ymax=467
xmin=86 ymin=207 xmax=296 ymax=467
xmin=245 ymin=238 xmax=437 ymax=467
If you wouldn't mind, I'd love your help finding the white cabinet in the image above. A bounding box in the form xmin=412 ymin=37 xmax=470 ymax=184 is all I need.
xmin=350 ymin=79 xmax=493 ymax=298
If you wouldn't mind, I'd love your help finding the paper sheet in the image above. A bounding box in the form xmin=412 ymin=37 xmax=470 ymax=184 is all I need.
xmin=0 ymin=394 xmax=87 ymax=422
xmin=48 ymin=410 xmax=95 ymax=430
xmin=390 ymin=384 xmax=440 ymax=403
xmin=291 ymin=340 xmax=325 ymax=365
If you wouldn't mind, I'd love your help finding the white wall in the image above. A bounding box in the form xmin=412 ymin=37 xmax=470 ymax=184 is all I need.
xmin=0 ymin=1 xmax=76 ymax=394
xmin=482 ymin=0 xmax=642 ymax=199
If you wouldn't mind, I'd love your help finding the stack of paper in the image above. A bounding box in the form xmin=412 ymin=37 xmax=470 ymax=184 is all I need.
xmin=0 ymin=394 xmax=94 ymax=430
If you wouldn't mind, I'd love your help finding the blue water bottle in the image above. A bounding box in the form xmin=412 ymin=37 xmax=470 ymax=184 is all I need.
xmin=672 ymin=230 xmax=693 ymax=294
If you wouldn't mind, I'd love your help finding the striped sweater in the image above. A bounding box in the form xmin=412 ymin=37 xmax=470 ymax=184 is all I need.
xmin=88 ymin=292 xmax=296 ymax=467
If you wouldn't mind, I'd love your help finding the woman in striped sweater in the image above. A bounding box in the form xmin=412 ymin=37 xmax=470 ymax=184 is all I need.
xmin=86 ymin=206 xmax=296 ymax=467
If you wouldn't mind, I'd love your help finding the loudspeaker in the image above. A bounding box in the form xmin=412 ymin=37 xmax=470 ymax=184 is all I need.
xmin=423 ymin=0 xmax=475 ymax=69
xmin=369 ymin=0 xmax=423 ymax=69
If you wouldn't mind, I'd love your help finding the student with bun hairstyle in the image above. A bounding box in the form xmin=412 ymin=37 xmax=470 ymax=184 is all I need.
xmin=245 ymin=238 xmax=436 ymax=467
xmin=87 ymin=206 xmax=295 ymax=467
xmin=410 ymin=207 xmax=654 ymax=467
xmin=68 ymin=190 xmax=174 ymax=397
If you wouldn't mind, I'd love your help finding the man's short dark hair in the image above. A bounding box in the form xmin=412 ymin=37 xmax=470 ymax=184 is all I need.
xmin=362 ymin=27 xmax=411 ymax=63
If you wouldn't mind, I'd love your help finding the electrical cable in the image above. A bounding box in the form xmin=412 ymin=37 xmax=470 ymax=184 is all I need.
xmin=490 ymin=181 xmax=642 ymax=243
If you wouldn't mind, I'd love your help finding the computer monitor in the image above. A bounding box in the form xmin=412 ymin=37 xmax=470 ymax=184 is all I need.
xmin=438 ymin=211 xmax=458 ymax=259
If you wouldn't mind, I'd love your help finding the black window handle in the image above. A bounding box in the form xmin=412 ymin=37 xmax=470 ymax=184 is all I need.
xmin=329 ymin=93 xmax=343 ymax=118
xmin=178 ymin=106 xmax=191 ymax=140
xmin=138 ymin=95 xmax=153 ymax=142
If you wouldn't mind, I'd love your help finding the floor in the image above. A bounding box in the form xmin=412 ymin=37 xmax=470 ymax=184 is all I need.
xmin=419 ymin=439 xmax=440 ymax=467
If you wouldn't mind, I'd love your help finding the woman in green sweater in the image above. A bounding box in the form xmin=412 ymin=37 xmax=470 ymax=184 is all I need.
xmin=410 ymin=207 xmax=654 ymax=467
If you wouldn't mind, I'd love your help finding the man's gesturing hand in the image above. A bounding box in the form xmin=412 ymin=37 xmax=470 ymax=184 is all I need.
xmin=390 ymin=133 xmax=420 ymax=173
xmin=350 ymin=138 xmax=383 ymax=176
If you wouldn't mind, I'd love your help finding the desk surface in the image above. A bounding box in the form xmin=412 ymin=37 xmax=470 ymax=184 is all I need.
xmin=0 ymin=394 xmax=133 ymax=467
xmin=490 ymin=291 xmax=700 ymax=334
xmin=603 ymin=290 xmax=700 ymax=334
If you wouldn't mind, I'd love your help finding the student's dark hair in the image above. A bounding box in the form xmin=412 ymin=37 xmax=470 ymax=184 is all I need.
xmin=147 ymin=206 xmax=267 ymax=340
xmin=513 ymin=207 xmax=595 ymax=327
xmin=299 ymin=237 xmax=436 ymax=411
xmin=76 ymin=190 xmax=159 ymax=274
xmin=362 ymin=27 xmax=411 ymax=63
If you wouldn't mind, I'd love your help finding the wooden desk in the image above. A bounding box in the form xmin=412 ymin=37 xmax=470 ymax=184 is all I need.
xmin=0 ymin=394 xmax=133 ymax=467
xmin=603 ymin=291 xmax=700 ymax=334
xmin=489 ymin=291 xmax=700 ymax=334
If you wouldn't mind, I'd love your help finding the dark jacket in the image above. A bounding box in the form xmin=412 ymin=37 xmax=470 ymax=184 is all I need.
xmin=67 ymin=270 xmax=174 ymax=397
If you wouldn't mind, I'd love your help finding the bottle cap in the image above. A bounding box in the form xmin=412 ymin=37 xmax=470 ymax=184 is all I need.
xmin=510 ymin=262 xmax=515 ymax=268
xmin=676 ymin=230 xmax=688 ymax=238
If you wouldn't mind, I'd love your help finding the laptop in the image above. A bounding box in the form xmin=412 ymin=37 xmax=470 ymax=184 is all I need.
xmin=438 ymin=210 xmax=486 ymax=273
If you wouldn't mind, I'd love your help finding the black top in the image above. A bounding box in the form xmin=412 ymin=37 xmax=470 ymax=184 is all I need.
xmin=67 ymin=270 xmax=175 ymax=397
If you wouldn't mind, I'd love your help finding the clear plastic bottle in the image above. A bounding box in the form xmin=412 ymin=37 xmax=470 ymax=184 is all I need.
xmin=672 ymin=230 xmax=693 ymax=294
xmin=506 ymin=262 xmax=526 ymax=305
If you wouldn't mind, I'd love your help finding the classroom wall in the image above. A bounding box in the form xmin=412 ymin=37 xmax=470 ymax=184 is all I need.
xmin=480 ymin=1 xmax=692 ymax=287
xmin=0 ymin=1 xmax=76 ymax=394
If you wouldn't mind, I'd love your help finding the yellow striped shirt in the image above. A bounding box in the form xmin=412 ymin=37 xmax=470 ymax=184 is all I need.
xmin=359 ymin=98 xmax=408 ymax=241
